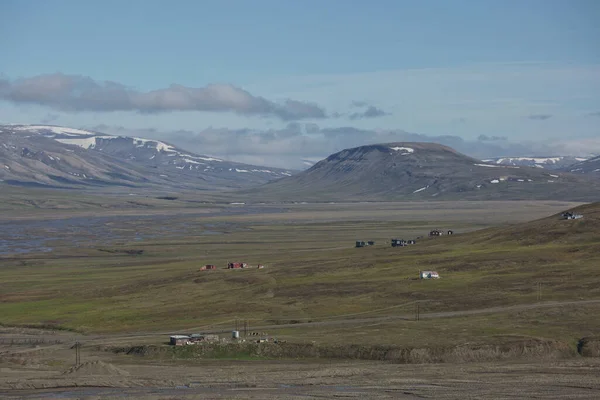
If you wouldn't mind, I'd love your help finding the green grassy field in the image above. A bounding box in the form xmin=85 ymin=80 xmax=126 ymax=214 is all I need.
xmin=1 ymin=200 xmax=598 ymax=349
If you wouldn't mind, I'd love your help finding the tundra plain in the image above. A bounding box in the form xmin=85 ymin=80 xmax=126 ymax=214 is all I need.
xmin=1 ymin=196 xmax=600 ymax=399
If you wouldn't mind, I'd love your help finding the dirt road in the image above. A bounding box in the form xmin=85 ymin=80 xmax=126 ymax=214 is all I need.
xmin=177 ymin=299 xmax=600 ymax=337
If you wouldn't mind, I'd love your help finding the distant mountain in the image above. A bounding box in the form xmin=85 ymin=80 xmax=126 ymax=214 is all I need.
xmin=239 ymin=142 xmax=600 ymax=201
xmin=481 ymin=156 xmax=588 ymax=170
xmin=0 ymin=125 xmax=293 ymax=190
xmin=562 ymin=155 xmax=600 ymax=178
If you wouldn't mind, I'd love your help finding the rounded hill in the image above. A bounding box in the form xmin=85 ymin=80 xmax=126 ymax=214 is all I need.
xmin=241 ymin=142 xmax=600 ymax=201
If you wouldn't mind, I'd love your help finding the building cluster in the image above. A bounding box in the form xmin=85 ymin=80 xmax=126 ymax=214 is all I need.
xmin=170 ymin=331 xmax=284 ymax=346
xmin=199 ymin=262 xmax=264 ymax=271
xmin=356 ymin=229 xmax=456 ymax=249
xmin=169 ymin=333 xmax=220 ymax=346
xmin=429 ymin=229 xmax=453 ymax=236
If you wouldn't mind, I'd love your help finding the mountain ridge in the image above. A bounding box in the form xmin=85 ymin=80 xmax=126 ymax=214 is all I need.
xmin=238 ymin=142 xmax=600 ymax=201
xmin=562 ymin=155 xmax=600 ymax=178
xmin=482 ymin=155 xmax=588 ymax=170
xmin=0 ymin=124 xmax=293 ymax=191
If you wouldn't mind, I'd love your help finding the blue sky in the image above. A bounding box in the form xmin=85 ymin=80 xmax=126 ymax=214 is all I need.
xmin=1 ymin=0 xmax=599 ymax=167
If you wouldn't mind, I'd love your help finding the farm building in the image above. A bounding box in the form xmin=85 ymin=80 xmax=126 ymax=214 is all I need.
xmin=170 ymin=335 xmax=190 ymax=346
xmin=392 ymin=239 xmax=416 ymax=247
xmin=562 ymin=212 xmax=583 ymax=220
xmin=419 ymin=271 xmax=440 ymax=279
xmin=189 ymin=333 xmax=219 ymax=343
xmin=391 ymin=239 xmax=406 ymax=247
xmin=368 ymin=240 xmax=375 ymax=246
xmin=429 ymin=230 xmax=442 ymax=237
xmin=447 ymin=230 xmax=454 ymax=235
xmin=200 ymin=264 xmax=216 ymax=271
xmin=228 ymin=262 xmax=247 ymax=269
xmin=356 ymin=241 xmax=367 ymax=248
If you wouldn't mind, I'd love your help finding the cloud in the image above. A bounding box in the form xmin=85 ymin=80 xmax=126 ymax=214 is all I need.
xmin=586 ymin=111 xmax=600 ymax=117
xmin=0 ymin=73 xmax=327 ymax=121
xmin=40 ymin=113 xmax=59 ymax=124
xmin=526 ymin=114 xmax=553 ymax=120
xmin=478 ymin=134 xmax=507 ymax=141
xmin=349 ymin=105 xmax=390 ymax=120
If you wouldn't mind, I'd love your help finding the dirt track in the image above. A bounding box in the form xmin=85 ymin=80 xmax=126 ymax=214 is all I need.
xmin=4 ymin=299 xmax=595 ymax=347
xmin=2 ymin=357 xmax=600 ymax=399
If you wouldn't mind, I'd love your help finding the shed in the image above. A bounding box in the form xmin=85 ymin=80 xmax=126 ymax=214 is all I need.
xmin=170 ymin=335 xmax=190 ymax=346
xmin=391 ymin=238 xmax=407 ymax=247
xmin=356 ymin=241 xmax=367 ymax=248
xmin=189 ymin=333 xmax=219 ymax=343
xmin=189 ymin=333 xmax=203 ymax=342
xmin=562 ymin=212 xmax=583 ymax=220
xmin=419 ymin=270 xmax=440 ymax=279
xmin=228 ymin=262 xmax=247 ymax=269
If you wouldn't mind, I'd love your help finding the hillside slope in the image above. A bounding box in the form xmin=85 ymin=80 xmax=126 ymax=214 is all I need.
xmin=0 ymin=125 xmax=292 ymax=190
xmin=240 ymin=142 xmax=600 ymax=201
xmin=440 ymin=202 xmax=600 ymax=247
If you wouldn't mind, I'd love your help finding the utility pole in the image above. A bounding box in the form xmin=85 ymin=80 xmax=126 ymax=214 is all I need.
xmin=74 ymin=341 xmax=81 ymax=366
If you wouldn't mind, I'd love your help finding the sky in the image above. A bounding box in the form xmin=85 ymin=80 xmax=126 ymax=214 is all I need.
xmin=1 ymin=0 xmax=599 ymax=168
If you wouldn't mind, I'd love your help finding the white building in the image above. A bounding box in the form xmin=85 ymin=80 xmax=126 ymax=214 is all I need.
xmin=420 ymin=271 xmax=440 ymax=279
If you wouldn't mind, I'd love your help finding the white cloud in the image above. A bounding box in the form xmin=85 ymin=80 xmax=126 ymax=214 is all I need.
xmin=0 ymin=73 xmax=327 ymax=121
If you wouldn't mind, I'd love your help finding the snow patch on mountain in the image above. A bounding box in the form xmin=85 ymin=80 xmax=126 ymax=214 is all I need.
xmin=133 ymin=137 xmax=177 ymax=153
xmin=55 ymin=136 xmax=113 ymax=149
xmin=12 ymin=125 xmax=95 ymax=136
xmin=390 ymin=146 xmax=414 ymax=153
xmin=474 ymin=163 xmax=502 ymax=168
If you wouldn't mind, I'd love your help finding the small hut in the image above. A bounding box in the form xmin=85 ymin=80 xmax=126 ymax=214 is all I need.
xmin=170 ymin=335 xmax=190 ymax=346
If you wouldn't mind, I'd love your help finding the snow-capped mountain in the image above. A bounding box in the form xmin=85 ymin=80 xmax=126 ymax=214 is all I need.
xmin=0 ymin=124 xmax=294 ymax=190
xmin=481 ymin=156 xmax=588 ymax=170
xmin=563 ymin=155 xmax=600 ymax=178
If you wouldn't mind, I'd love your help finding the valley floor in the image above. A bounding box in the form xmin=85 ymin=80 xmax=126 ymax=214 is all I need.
xmin=1 ymin=198 xmax=599 ymax=398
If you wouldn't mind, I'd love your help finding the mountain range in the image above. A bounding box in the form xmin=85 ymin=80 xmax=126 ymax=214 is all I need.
xmin=240 ymin=142 xmax=600 ymax=201
xmin=0 ymin=125 xmax=293 ymax=191
xmin=481 ymin=156 xmax=588 ymax=170
xmin=1 ymin=124 xmax=599 ymax=202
